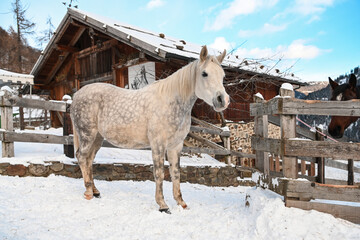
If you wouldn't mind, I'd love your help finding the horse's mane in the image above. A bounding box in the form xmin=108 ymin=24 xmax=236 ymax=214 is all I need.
xmin=153 ymin=56 xmax=221 ymax=101
xmin=153 ymin=59 xmax=199 ymax=101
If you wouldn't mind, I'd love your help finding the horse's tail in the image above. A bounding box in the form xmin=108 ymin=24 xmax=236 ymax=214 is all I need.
xmin=72 ymin=123 xmax=79 ymax=159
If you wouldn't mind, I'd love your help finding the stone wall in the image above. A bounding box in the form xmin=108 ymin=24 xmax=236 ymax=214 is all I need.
xmin=0 ymin=162 xmax=255 ymax=187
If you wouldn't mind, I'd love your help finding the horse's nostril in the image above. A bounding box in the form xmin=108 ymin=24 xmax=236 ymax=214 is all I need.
xmin=217 ymin=95 xmax=223 ymax=104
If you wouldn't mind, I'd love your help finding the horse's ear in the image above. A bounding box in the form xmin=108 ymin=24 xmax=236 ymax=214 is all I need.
xmin=217 ymin=49 xmax=226 ymax=64
xmin=200 ymin=46 xmax=208 ymax=62
xmin=349 ymin=74 xmax=357 ymax=89
xmin=329 ymin=77 xmax=338 ymax=90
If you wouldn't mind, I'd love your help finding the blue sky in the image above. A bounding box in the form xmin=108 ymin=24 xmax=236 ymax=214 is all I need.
xmin=0 ymin=0 xmax=359 ymax=82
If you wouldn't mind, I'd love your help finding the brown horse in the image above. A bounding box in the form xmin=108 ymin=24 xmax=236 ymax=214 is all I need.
xmin=328 ymin=73 xmax=359 ymax=138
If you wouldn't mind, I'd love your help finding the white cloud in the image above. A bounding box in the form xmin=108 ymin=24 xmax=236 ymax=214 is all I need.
xmin=205 ymin=0 xmax=279 ymax=31
xmin=235 ymin=39 xmax=329 ymax=60
xmin=238 ymin=23 xmax=288 ymax=37
xmin=208 ymin=37 xmax=235 ymax=52
xmin=274 ymin=0 xmax=334 ymax=23
xmin=294 ymin=0 xmax=334 ymax=16
xmin=146 ymin=0 xmax=165 ymax=9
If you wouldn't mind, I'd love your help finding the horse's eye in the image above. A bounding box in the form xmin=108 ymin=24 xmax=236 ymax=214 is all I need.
xmin=202 ymin=71 xmax=208 ymax=77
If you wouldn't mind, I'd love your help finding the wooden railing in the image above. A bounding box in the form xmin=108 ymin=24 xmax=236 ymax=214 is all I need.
xmin=250 ymin=86 xmax=360 ymax=224
xmin=0 ymin=90 xmax=252 ymax=162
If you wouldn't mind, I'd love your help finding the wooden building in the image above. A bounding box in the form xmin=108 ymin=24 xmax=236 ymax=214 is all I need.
xmin=31 ymin=8 xmax=306 ymax=126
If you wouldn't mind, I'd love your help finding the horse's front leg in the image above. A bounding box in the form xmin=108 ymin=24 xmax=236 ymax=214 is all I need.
xmin=167 ymin=143 xmax=187 ymax=209
xmin=152 ymin=147 xmax=169 ymax=213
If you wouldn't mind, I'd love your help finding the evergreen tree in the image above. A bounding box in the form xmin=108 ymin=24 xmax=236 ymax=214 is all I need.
xmin=12 ymin=0 xmax=35 ymax=72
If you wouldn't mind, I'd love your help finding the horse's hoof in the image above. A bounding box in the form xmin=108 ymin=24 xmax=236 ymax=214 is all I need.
xmin=84 ymin=193 xmax=93 ymax=200
xmin=159 ymin=208 xmax=171 ymax=214
xmin=93 ymin=193 xmax=101 ymax=198
xmin=181 ymin=204 xmax=188 ymax=209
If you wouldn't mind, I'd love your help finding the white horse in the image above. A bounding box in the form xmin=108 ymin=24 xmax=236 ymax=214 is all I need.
xmin=70 ymin=46 xmax=230 ymax=213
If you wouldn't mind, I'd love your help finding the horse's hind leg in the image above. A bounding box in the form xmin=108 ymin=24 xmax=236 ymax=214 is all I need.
xmin=167 ymin=143 xmax=187 ymax=209
xmin=76 ymin=130 xmax=102 ymax=200
xmin=89 ymin=133 xmax=104 ymax=198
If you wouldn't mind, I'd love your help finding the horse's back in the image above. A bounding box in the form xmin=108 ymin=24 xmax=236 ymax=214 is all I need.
xmin=71 ymin=83 xmax=153 ymax=149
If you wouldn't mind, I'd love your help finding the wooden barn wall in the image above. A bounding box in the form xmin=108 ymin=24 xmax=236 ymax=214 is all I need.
xmin=42 ymin=25 xmax=286 ymax=126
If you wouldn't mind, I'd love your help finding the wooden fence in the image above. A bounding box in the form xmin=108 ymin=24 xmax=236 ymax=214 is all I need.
xmin=250 ymin=86 xmax=360 ymax=224
xmin=0 ymin=90 xmax=253 ymax=162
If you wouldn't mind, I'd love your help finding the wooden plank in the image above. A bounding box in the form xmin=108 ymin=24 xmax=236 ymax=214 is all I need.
xmin=286 ymin=199 xmax=360 ymax=224
xmin=253 ymin=95 xmax=269 ymax=174
xmin=280 ymin=88 xmax=297 ymax=179
xmin=187 ymin=132 xmax=226 ymax=150
xmin=269 ymin=155 xmax=274 ymax=171
xmin=1 ymin=96 xmax=67 ymax=112
xmin=275 ymin=155 xmax=280 ymax=172
xmin=282 ymin=99 xmax=360 ymax=116
xmin=284 ymin=140 xmax=360 ymax=160
xmin=251 ymin=98 xmax=360 ymax=117
xmin=251 ymin=136 xmax=282 ymax=155
xmin=301 ymin=160 xmax=306 ymax=175
xmin=190 ymin=125 xmax=230 ymax=137
xmin=0 ymin=131 xmax=73 ymax=145
xmin=191 ymin=116 xmax=224 ymax=131
xmin=1 ymin=93 xmax=14 ymax=157
xmin=285 ymin=180 xmax=360 ymax=203
xmin=182 ymin=146 xmax=230 ymax=155
xmin=250 ymin=98 xmax=282 ymax=116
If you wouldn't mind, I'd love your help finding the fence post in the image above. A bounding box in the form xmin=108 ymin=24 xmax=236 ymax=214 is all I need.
xmin=348 ymin=159 xmax=354 ymax=185
xmin=223 ymin=135 xmax=231 ymax=165
xmin=63 ymin=95 xmax=74 ymax=158
xmin=280 ymin=86 xmax=297 ymax=179
xmin=315 ymin=127 xmax=325 ymax=183
xmin=1 ymin=90 xmax=14 ymax=157
xmin=253 ymin=94 xmax=269 ymax=175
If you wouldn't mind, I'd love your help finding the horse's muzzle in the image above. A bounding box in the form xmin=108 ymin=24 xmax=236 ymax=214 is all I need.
xmin=213 ymin=91 xmax=230 ymax=112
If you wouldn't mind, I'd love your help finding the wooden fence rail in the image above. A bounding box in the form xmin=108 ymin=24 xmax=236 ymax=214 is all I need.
xmin=0 ymin=90 xmax=253 ymax=161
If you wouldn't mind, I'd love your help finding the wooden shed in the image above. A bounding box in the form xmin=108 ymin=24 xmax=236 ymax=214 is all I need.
xmin=31 ymin=8 xmax=306 ymax=126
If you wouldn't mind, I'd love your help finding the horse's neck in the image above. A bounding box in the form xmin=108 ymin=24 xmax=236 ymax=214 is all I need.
xmin=356 ymin=86 xmax=360 ymax=99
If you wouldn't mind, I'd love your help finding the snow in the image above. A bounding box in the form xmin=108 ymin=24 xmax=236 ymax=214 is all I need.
xmin=0 ymin=68 xmax=34 ymax=85
xmin=254 ymin=92 xmax=264 ymax=100
xmin=0 ymin=128 xmax=360 ymax=239
xmin=281 ymin=82 xmax=294 ymax=91
xmin=0 ymin=175 xmax=359 ymax=240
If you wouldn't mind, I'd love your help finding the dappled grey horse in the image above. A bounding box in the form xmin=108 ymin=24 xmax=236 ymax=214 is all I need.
xmin=70 ymin=46 xmax=230 ymax=212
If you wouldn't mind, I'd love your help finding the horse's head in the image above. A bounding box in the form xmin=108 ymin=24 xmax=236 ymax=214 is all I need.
xmin=195 ymin=46 xmax=230 ymax=112
xmin=328 ymin=74 xmax=358 ymax=138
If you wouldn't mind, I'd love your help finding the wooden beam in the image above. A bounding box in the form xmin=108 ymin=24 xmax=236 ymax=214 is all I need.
xmin=1 ymin=95 xmax=67 ymax=112
xmin=190 ymin=125 xmax=230 ymax=137
xmin=286 ymin=199 xmax=360 ymax=224
xmin=56 ymin=44 xmax=79 ymax=53
xmin=252 ymin=136 xmax=360 ymax=160
xmin=44 ymin=27 xmax=86 ymax=85
xmin=285 ymin=180 xmax=360 ymax=202
xmin=187 ymin=132 xmax=226 ymax=150
xmin=251 ymin=98 xmax=360 ymax=117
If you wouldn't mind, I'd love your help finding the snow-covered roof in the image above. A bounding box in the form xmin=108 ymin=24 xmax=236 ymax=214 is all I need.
xmin=0 ymin=69 xmax=34 ymax=85
xmin=31 ymin=8 xmax=304 ymax=85
xmin=70 ymin=8 xmax=301 ymax=82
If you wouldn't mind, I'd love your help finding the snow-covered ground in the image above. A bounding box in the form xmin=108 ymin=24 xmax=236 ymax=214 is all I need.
xmin=0 ymin=175 xmax=359 ymax=240
xmin=0 ymin=128 xmax=359 ymax=239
